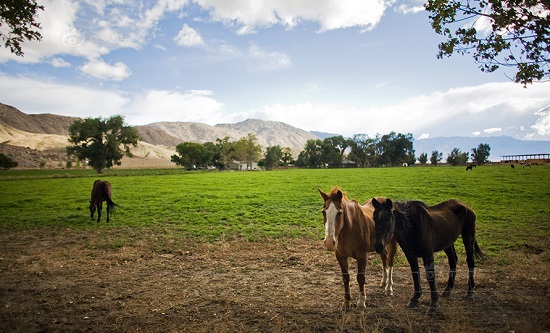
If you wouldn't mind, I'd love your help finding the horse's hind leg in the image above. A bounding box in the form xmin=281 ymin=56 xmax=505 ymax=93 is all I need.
xmin=442 ymin=244 xmax=458 ymax=297
xmin=463 ymin=237 xmax=476 ymax=300
xmin=106 ymin=203 xmax=110 ymax=223
xmin=97 ymin=202 xmax=102 ymax=223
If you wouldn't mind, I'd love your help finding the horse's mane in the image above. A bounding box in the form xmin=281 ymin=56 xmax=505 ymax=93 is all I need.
xmin=327 ymin=187 xmax=350 ymax=200
xmin=393 ymin=200 xmax=427 ymax=232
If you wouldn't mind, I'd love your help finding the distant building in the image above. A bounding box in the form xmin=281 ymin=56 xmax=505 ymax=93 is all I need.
xmin=500 ymin=154 xmax=550 ymax=165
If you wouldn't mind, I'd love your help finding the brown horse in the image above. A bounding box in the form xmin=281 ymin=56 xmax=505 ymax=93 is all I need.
xmin=319 ymin=188 xmax=397 ymax=309
xmin=372 ymin=197 xmax=484 ymax=314
xmin=90 ymin=180 xmax=117 ymax=223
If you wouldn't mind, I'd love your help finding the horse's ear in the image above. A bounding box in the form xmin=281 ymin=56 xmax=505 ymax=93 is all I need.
xmin=385 ymin=198 xmax=393 ymax=209
xmin=336 ymin=190 xmax=343 ymax=200
xmin=318 ymin=189 xmax=328 ymax=201
xmin=372 ymin=198 xmax=381 ymax=209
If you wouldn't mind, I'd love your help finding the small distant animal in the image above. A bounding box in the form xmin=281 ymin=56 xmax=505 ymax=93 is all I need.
xmin=465 ymin=165 xmax=473 ymax=171
xmin=523 ymin=163 xmax=531 ymax=168
xmin=511 ymin=164 xmax=515 ymax=169
xmin=90 ymin=180 xmax=118 ymax=223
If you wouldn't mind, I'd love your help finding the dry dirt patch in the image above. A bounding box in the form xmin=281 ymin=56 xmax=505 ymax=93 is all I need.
xmin=1 ymin=228 xmax=548 ymax=332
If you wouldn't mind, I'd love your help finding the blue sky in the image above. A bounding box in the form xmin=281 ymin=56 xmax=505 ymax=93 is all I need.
xmin=1 ymin=0 xmax=549 ymax=141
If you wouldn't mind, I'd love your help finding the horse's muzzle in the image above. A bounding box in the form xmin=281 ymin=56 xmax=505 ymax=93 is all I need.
xmin=324 ymin=238 xmax=337 ymax=251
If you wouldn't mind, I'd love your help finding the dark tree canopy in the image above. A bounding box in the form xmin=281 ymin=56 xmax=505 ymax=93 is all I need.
xmin=0 ymin=0 xmax=44 ymax=56
xmin=471 ymin=143 xmax=491 ymax=165
xmin=425 ymin=0 xmax=550 ymax=85
xmin=67 ymin=116 xmax=140 ymax=173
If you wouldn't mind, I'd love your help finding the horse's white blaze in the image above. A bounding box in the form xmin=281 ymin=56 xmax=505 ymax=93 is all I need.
xmin=324 ymin=202 xmax=340 ymax=251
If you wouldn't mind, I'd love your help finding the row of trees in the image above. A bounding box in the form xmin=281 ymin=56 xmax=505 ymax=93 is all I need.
xmin=296 ymin=132 xmax=415 ymax=168
xmin=170 ymin=134 xmax=263 ymax=170
xmin=419 ymin=143 xmax=491 ymax=166
xmin=61 ymin=115 xmax=490 ymax=173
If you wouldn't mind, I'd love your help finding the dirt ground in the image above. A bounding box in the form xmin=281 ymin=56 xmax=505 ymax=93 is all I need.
xmin=1 ymin=228 xmax=548 ymax=333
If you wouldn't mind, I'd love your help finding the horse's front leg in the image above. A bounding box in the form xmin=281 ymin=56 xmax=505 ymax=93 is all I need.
xmin=423 ymin=255 xmax=438 ymax=314
xmin=405 ymin=253 xmax=422 ymax=308
xmin=356 ymin=256 xmax=367 ymax=308
xmin=380 ymin=240 xmax=397 ymax=295
xmin=336 ymin=253 xmax=351 ymax=310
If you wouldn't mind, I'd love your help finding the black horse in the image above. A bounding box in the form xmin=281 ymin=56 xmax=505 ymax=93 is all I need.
xmin=372 ymin=198 xmax=484 ymax=314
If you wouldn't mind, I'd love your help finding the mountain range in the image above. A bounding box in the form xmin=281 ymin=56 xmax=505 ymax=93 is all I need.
xmin=0 ymin=102 xmax=548 ymax=168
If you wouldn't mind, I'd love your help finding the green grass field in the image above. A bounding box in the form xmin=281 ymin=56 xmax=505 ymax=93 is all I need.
xmin=1 ymin=166 xmax=548 ymax=258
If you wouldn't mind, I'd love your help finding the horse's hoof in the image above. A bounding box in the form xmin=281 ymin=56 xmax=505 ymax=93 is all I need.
xmin=385 ymin=290 xmax=394 ymax=296
xmin=426 ymin=306 xmax=437 ymax=315
xmin=441 ymin=289 xmax=451 ymax=298
xmin=406 ymin=300 xmax=419 ymax=308
xmin=464 ymin=293 xmax=474 ymax=302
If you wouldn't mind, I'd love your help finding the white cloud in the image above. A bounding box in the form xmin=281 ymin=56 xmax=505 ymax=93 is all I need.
xmin=80 ymin=60 xmax=131 ymax=81
xmin=126 ymin=89 xmax=225 ymax=125
xmin=50 ymin=57 xmax=70 ymax=67
xmin=531 ymin=105 xmax=550 ymax=136
xmin=483 ymin=127 xmax=502 ymax=134
xmin=193 ymin=0 xmax=389 ymax=33
xmin=417 ymin=133 xmax=430 ymax=140
xmin=174 ymin=24 xmax=205 ymax=47
xmin=0 ymin=72 xmax=130 ymax=118
xmin=0 ymin=0 xmax=109 ymax=63
xmin=1 ymin=73 xmax=549 ymax=141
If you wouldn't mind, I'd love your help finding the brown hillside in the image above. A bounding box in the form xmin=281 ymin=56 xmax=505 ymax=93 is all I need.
xmin=0 ymin=103 xmax=78 ymax=135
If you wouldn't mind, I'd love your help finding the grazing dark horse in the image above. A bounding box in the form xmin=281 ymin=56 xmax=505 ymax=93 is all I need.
xmin=372 ymin=197 xmax=484 ymax=314
xmin=90 ymin=180 xmax=117 ymax=223
xmin=465 ymin=165 xmax=472 ymax=171
xmin=319 ymin=188 xmax=398 ymax=309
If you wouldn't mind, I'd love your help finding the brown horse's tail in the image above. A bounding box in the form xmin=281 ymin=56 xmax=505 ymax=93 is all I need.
xmin=102 ymin=182 xmax=119 ymax=210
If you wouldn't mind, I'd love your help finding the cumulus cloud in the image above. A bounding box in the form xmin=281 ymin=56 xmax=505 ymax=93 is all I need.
xmin=127 ymin=89 xmax=225 ymax=125
xmin=1 ymin=74 xmax=549 ymax=141
xmin=0 ymin=0 xmax=108 ymax=63
xmin=0 ymin=73 xmax=130 ymax=118
xmin=483 ymin=127 xmax=502 ymax=134
xmin=80 ymin=60 xmax=131 ymax=81
xmin=193 ymin=0 xmax=389 ymax=33
xmin=174 ymin=24 xmax=205 ymax=47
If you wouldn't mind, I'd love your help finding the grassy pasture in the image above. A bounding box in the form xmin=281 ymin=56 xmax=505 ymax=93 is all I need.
xmin=1 ymin=165 xmax=549 ymax=332
xmin=1 ymin=165 xmax=548 ymax=257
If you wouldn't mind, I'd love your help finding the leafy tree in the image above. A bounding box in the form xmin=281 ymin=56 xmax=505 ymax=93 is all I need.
xmin=281 ymin=147 xmax=294 ymax=168
xmin=67 ymin=116 xmax=140 ymax=173
xmin=216 ymin=136 xmax=233 ymax=170
xmin=242 ymin=133 xmax=262 ymax=170
xmin=376 ymin=132 xmax=414 ymax=167
xmin=348 ymin=134 xmax=377 ymax=167
xmin=471 ymin=143 xmax=491 ymax=165
xmin=418 ymin=152 xmax=428 ymax=165
xmin=425 ymin=0 xmax=550 ymax=85
xmin=299 ymin=139 xmax=324 ymax=168
xmin=0 ymin=0 xmax=44 ymax=56
xmin=0 ymin=153 xmax=18 ymax=169
xmin=430 ymin=150 xmax=443 ymax=165
xmin=171 ymin=142 xmax=213 ymax=169
xmin=447 ymin=148 xmax=470 ymax=166
xmin=263 ymin=145 xmax=283 ymax=170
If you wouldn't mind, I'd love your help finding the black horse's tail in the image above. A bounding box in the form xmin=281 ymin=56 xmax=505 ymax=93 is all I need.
xmin=473 ymin=240 xmax=486 ymax=261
